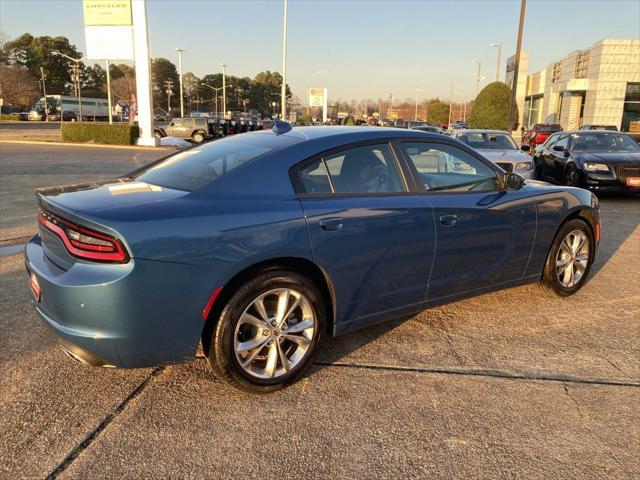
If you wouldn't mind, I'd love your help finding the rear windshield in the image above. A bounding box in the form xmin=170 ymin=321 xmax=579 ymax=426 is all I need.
xmin=457 ymin=132 xmax=517 ymax=150
xmin=535 ymin=124 xmax=561 ymax=133
xmin=135 ymin=137 xmax=273 ymax=191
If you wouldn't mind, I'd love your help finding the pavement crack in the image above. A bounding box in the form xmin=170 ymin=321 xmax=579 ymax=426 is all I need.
xmin=45 ymin=367 xmax=164 ymax=480
xmin=314 ymin=361 xmax=640 ymax=388
xmin=563 ymin=383 xmax=583 ymax=419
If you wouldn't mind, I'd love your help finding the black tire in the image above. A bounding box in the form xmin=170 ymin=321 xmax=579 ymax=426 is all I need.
xmin=539 ymin=218 xmax=594 ymax=297
xmin=564 ymin=164 xmax=580 ymax=187
xmin=206 ymin=269 xmax=325 ymax=393
xmin=153 ymin=131 xmax=163 ymax=139
xmin=192 ymin=131 xmax=205 ymax=143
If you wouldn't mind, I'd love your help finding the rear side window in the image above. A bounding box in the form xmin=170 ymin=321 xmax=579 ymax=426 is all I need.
xmin=299 ymin=144 xmax=405 ymax=194
xmin=135 ymin=138 xmax=273 ymax=191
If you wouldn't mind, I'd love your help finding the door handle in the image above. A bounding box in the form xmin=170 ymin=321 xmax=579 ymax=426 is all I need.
xmin=319 ymin=217 xmax=343 ymax=231
xmin=439 ymin=214 xmax=458 ymax=227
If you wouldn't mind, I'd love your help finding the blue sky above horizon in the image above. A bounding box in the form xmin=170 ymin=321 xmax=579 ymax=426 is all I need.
xmin=1 ymin=0 xmax=639 ymax=101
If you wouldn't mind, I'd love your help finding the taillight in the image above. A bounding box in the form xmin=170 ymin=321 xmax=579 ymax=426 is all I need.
xmin=535 ymin=133 xmax=546 ymax=144
xmin=38 ymin=209 xmax=129 ymax=263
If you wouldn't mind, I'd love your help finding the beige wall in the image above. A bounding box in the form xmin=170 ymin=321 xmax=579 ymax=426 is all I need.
xmin=522 ymin=38 xmax=640 ymax=130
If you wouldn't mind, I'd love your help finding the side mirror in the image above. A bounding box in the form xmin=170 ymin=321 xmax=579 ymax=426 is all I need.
xmin=521 ymin=144 xmax=530 ymax=152
xmin=504 ymin=172 xmax=525 ymax=191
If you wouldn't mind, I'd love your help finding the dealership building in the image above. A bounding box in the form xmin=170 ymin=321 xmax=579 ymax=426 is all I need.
xmin=506 ymin=39 xmax=640 ymax=132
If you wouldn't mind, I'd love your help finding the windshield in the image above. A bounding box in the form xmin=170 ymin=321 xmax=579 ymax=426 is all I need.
xmin=457 ymin=132 xmax=518 ymax=150
xmin=570 ymin=132 xmax=639 ymax=152
xmin=135 ymin=137 xmax=274 ymax=191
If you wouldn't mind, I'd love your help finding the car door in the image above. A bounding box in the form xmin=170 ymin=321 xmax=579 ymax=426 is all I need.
xmin=295 ymin=141 xmax=435 ymax=332
xmin=536 ymin=133 xmax=557 ymax=179
xmin=398 ymin=141 xmax=537 ymax=302
xmin=545 ymin=133 xmax=570 ymax=182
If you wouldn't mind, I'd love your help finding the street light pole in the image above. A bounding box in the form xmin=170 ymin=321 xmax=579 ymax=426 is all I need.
xmin=448 ymin=81 xmax=453 ymax=126
xmin=490 ymin=43 xmax=502 ymax=81
xmin=201 ymin=83 xmax=225 ymax=116
xmin=414 ymin=88 xmax=422 ymax=121
xmin=508 ymin=0 xmax=527 ymax=131
xmin=105 ymin=59 xmax=113 ymax=124
xmin=175 ymin=48 xmax=184 ymax=117
xmin=281 ymin=0 xmax=288 ymax=120
xmin=472 ymin=59 xmax=482 ymax=96
xmin=220 ymin=64 xmax=227 ymax=117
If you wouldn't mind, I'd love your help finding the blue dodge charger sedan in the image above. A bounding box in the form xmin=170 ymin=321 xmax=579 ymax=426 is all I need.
xmin=25 ymin=124 xmax=600 ymax=392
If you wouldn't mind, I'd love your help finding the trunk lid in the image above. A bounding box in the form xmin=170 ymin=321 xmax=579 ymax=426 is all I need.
xmin=36 ymin=179 xmax=188 ymax=270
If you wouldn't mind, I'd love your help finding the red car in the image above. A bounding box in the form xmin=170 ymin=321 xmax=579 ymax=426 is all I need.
xmin=529 ymin=123 xmax=562 ymax=150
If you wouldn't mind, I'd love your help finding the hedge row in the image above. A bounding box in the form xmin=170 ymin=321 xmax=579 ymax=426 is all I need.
xmin=61 ymin=123 xmax=140 ymax=145
xmin=0 ymin=114 xmax=23 ymax=121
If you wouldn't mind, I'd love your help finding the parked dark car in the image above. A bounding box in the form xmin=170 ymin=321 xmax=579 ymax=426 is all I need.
xmin=534 ymin=130 xmax=640 ymax=192
xmin=154 ymin=117 xmax=212 ymax=143
xmin=410 ymin=125 xmax=448 ymax=135
xmin=404 ymin=120 xmax=427 ymax=129
xmin=25 ymin=125 xmax=600 ymax=392
xmin=579 ymin=124 xmax=618 ymax=131
xmin=48 ymin=111 xmax=77 ymax=122
xmin=529 ymin=123 xmax=562 ymax=151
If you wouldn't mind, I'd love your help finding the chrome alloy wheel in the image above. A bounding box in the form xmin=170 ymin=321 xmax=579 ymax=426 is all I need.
xmin=556 ymin=230 xmax=590 ymax=288
xmin=234 ymin=288 xmax=316 ymax=379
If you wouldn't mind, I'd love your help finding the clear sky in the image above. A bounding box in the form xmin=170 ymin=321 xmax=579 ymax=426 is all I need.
xmin=1 ymin=0 xmax=639 ymax=102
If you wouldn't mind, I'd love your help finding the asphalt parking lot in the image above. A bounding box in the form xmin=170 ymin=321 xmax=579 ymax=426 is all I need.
xmin=0 ymin=142 xmax=638 ymax=479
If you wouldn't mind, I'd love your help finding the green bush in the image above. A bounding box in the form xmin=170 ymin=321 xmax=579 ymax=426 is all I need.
xmin=468 ymin=82 xmax=519 ymax=131
xmin=0 ymin=113 xmax=23 ymax=121
xmin=61 ymin=123 xmax=140 ymax=145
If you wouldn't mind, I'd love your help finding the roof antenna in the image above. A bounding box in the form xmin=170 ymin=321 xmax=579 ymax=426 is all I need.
xmin=272 ymin=119 xmax=292 ymax=135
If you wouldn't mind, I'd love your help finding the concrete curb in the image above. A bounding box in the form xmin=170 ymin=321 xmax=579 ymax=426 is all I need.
xmin=0 ymin=139 xmax=175 ymax=151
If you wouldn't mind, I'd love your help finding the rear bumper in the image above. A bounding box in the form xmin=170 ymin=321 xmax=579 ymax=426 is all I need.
xmin=24 ymin=235 xmax=214 ymax=368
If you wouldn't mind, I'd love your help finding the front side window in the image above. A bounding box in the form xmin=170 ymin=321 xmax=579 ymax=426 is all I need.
xmin=299 ymin=144 xmax=405 ymax=194
xmin=401 ymin=142 xmax=499 ymax=192
xmin=554 ymin=135 xmax=569 ymax=150
xmin=545 ymin=134 xmax=559 ymax=148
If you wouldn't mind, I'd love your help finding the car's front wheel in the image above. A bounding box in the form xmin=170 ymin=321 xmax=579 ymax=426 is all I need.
xmin=206 ymin=270 xmax=325 ymax=392
xmin=192 ymin=131 xmax=205 ymax=143
xmin=564 ymin=164 xmax=580 ymax=187
xmin=540 ymin=218 xmax=594 ymax=296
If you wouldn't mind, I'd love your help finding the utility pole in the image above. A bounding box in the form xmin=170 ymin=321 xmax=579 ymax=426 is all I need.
xmin=105 ymin=59 xmax=113 ymax=124
xmin=414 ymin=88 xmax=422 ymax=121
xmin=165 ymin=79 xmax=174 ymax=114
xmin=175 ymin=48 xmax=184 ymax=117
xmin=490 ymin=43 xmax=502 ymax=81
xmin=40 ymin=67 xmax=48 ymax=122
xmin=388 ymin=93 xmax=393 ymax=119
xmin=220 ymin=64 xmax=227 ymax=117
xmin=509 ymin=0 xmax=527 ymax=131
xmin=52 ymin=50 xmax=83 ymax=121
xmin=281 ymin=0 xmax=289 ymax=120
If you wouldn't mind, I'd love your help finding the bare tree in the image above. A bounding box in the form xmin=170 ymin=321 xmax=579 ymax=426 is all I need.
xmin=0 ymin=64 xmax=40 ymax=109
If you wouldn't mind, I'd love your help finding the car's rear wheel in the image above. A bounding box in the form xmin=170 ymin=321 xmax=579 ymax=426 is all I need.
xmin=192 ymin=131 xmax=205 ymax=143
xmin=206 ymin=270 xmax=325 ymax=392
xmin=153 ymin=131 xmax=163 ymax=139
xmin=539 ymin=218 xmax=594 ymax=296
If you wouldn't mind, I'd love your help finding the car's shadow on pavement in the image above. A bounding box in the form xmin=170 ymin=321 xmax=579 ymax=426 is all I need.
xmin=590 ymin=195 xmax=640 ymax=275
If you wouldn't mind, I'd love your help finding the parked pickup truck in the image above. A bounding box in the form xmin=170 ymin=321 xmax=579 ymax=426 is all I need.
xmin=154 ymin=117 xmax=213 ymax=143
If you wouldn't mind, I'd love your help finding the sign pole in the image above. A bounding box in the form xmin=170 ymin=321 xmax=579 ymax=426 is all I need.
xmin=131 ymin=0 xmax=157 ymax=145
xmin=105 ymin=59 xmax=113 ymax=124
xmin=322 ymin=88 xmax=328 ymax=123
